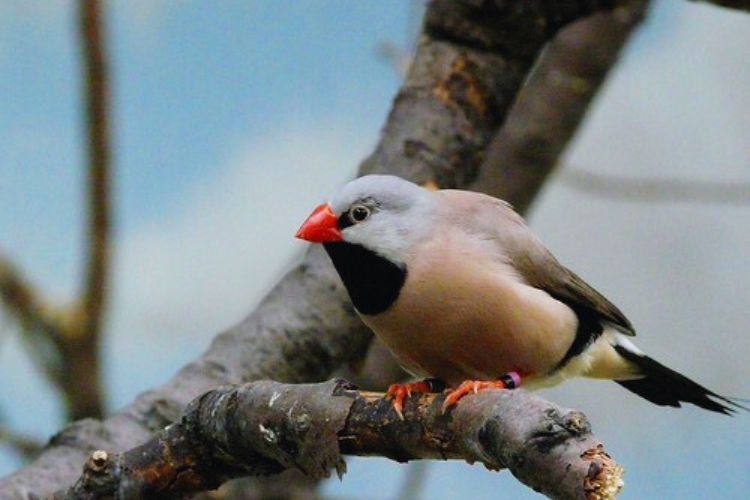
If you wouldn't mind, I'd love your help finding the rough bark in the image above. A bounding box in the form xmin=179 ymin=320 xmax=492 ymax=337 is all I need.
xmin=470 ymin=1 xmax=649 ymax=213
xmin=12 ymin=0 xmax=746 ymax=496
xmin=358 ymin=0 xmax=622 ymax=186
xmin=53 ymin=380 xmax=622 ymax=500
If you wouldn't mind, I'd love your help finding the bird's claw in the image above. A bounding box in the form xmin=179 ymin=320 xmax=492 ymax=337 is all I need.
xmin=441 ymin=372 xmax=522 ymax=414
xmin=386 ymin=379 xmax=443 ymax=420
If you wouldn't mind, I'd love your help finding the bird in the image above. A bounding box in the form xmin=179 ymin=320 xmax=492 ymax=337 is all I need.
xmin=295 ymin=174 xmax=744 ymax=417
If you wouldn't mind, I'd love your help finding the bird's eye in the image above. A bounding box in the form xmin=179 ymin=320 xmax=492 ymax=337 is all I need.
xmin=349 ymin=204 xmax=371 ymax=224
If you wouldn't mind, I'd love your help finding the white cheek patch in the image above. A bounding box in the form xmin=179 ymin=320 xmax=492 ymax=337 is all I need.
xmin=343 ymin=221 xmax=408 ymax=267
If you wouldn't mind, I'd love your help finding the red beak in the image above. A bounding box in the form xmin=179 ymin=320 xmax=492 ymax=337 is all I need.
xmin=295 ymin=203 xmax=343 ymax=243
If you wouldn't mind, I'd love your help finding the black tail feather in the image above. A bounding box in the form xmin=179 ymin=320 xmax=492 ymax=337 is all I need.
xmin=613 ymin=345 xmax=747 ymax=415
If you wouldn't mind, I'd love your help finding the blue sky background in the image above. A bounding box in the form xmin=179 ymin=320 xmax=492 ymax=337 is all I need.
xmin=1 ymin=1 xmax=749 ymax=498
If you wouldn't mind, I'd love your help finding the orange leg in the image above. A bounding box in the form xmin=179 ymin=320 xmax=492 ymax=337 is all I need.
xmin=441 ymin=372 xmax=523 ymax=413
xmin=387 ymin=378 xmax=446 ymax=420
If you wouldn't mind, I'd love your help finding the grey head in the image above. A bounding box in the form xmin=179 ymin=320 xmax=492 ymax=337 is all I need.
xmin=329 ymin=175 xmax=436 ymax=265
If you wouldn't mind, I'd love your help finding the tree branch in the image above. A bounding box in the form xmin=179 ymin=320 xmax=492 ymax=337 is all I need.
xmin=0 ymin=253 xmax=65 ymax=385
xmin=0 ymin=424 xmax=44 ymax=463
xmin=53 ymin=380 xmax=622 ymax=500
xmin=59 ymin=0 xmax=111 ymax=421
xmin=78 ymin=0 xmax=111 ymax=339
xmin=359 ymin=0 xmax=623 ymax=186
xmin=470 ymin=0 xmax=649 ymax=213
xmin=0 ymin=254 xmax=58 ymax=340
xmin=693 ymin=0 xmax=750 ymax=12
xmin=559 ymin=167 xmax=750 ymax=204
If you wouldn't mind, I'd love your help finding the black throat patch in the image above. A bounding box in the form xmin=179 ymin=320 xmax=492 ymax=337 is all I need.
xmin=323 ymin=242 xmax=407 ymax=315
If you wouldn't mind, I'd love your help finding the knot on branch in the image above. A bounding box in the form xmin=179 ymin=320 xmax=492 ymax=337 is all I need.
xmin=51 ymin=449 xmax=119 ymax=500
xmin=186 ymin=380 xmax=351 ymax=480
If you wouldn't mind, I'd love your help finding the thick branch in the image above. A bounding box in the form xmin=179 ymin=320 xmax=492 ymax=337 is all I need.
xmin=55 ymin=381 xmax=622 ymax=500
xmin=0 ymin=1 xmax=639 ymax=496
xmin=471 ymin=0 xmax=649 ymax=213
xmin=359 ymin=0 xmax=623 ymax=186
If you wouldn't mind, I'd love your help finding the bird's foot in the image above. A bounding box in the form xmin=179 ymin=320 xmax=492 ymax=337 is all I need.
xmin=387 ymin=378 xmax=446 ymax=420
xmin=441 ymin=372 xmax=522 ymax=413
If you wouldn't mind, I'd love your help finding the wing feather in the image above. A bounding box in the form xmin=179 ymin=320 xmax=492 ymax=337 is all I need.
xmin=534 ymin=264 xmax=635 ymax=335
xmin=439 ymin=190 xmax=635 ymax=336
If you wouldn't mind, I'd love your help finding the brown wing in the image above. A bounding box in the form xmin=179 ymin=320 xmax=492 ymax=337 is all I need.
xmin=536 ymin=264 xmax=635 ymax=335
xmin=437 ymin=190 xmax=636 ymax=336
xmin=470 ymin=193 xmax=636 ymax=336
xmin=505 ymin=242 xmax=635 ymax=371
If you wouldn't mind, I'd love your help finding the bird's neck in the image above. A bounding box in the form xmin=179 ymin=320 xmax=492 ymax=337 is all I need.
xmin=322 ymin=242 xmax=406 ymax=315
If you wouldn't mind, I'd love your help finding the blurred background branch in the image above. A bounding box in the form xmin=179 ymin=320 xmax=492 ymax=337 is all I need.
xmin=0 ymin=0 xmax=111 ymax=451
xmin=470 ymin=0 xmax=650 ymax=213
xmin=0 ymin=424 xmax=44 ymax=463
xmin=695 ymin=0 xmax=750 ymax=11
xmin=559 ymin=167 xmax=750 ymax=204
xmin=56 ymin=0 xmax=112 ymax=422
